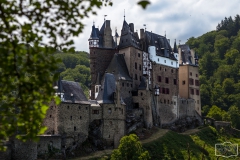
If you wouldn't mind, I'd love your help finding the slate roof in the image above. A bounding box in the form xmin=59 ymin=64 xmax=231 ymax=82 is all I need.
xmin=57 ymin=80 xmax=89 ymax=104
xmin=179 ymin=44 xmax=195 ymax=65
xmin=173 ymin=40 xmax=178 ymax=53
xmin=90 ymin=25 xmax=99 ymax=39
xmin=96 ymin=73 xmax=116 ymax=104
xmin=145 ymin=31 xmax=177 ymax=61
xmin=106 ymin=54 xmax=132 ymax=81
xmin=118 ymin=20 xmax=141 ymax=49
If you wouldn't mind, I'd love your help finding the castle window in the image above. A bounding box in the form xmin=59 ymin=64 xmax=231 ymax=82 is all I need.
xmin=162 ymin=88 xmax=165 ymax=94
xmin=122 ymin=82 xmax=124 ymax=87
xmin=138 ymin=53 xmax=140 ymax=57
xmin=158 ymin=58 xmax=159 ymax=62
xmin=131 ymin=84 xmax=133 ymax=87
xmin=80 ymin=116 xmax=82 ymax=119
xmin=86 ymin=107 xmax=88 ymax=110
xmin=191 ymin=89 xmax=194 ymax=95
xmin=50 ymin=115 xmax=52 ymax=118
xmin=135 ymin=63 xmax=137 ymax=69
xmin=135 ymin=74 xmax=138 ymax=80
xmin=189 ymin=78 xmax=194 ymax=85
xmin=109 ymin=135 xmax=110 ymax=138
xmin=168 ymin=100 xmax=169 ymax=104
xmin=171 ymin=69 xmax=173 ymax=73
xmin=164 ymin=99 xmax=166 ymax=104
xmin=140 ymin=76 xmax=142 ymax=81
xmin=158 ymin=76 xmax=161 ymax=82
xmin=95 ymin=87 xmax=99 ymax=93
xmin=190 ymin=72 xmax=192 ymax=76
xmin=165 ymin=77 xmax=169 ymax=84
xmin=127 ymin=83 xmax=129 ymax=87
xmin=92 ymin=110 xmax=99 ymax=114
xmin=173 ymin=79 xmax=177 ymax=85
xmin=50 ymin=106 xmax=53 ymax=110
xmin=197 ymin=100 xmax=199 ymax=104
xmin=67 ymin=106 xmax=69 ymax=109
xmin=79 ymin=106 xmax=81 ymax=109
xmin=139 ymin=64 xmax=141 ymax=71
xmin=160 ymin=67 xmax=161 ymax=70
xmin=195 ymin=80 xmax=199 ymax=86
xmin=165 ymin=68 xmax=167 ymax=71
xmin=74 ymin=126 xmax=76 ymax=131
xmin=196 ymin=74 xmax=198 ymax=77
xmin=166 ymin=88 xmax=169 ymax=94
xmin=122 ymin=109 xmax=123 ymax=114
xmin=108 ymin=108 xmax=112 ymax=114
xmin=182 ymin=81 xmax=185 ymax=85
xmin=164 ymin=60 xmax=166 ymax=63
xmin=141 ymin=92 xmax=143 ymax=96
xmin=196 ymin=89 xmax=199 ymax=95
xmin=70 ymin=116 xmax=72 ymax=120
xmin=171 ymin=62 xmax=173 ymax=65
xmin=174 ymin=102 xmax=176 ymax=105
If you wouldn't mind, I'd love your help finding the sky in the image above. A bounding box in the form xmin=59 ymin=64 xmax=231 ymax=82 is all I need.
xmin=74 ymin=0 xmax=240 ymax=52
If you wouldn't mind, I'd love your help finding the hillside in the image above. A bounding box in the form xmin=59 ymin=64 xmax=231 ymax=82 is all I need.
xmin=186 ymin=15 xmax=240 ymax=129
xmin=72 ymin=126 xmax=240 ymax=160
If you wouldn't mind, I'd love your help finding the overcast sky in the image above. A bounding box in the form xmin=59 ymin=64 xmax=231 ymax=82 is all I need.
xmin=74 ymin=0 xmax=240 ymax=52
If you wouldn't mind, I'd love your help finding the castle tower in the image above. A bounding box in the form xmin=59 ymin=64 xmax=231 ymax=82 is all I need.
xmin=178 ymin=44 xmax=201 ymax=116
xmin=103 ymin=20 xmax=113 ymax=48
xmin=89 ymin=20 xmax=116 ymax=99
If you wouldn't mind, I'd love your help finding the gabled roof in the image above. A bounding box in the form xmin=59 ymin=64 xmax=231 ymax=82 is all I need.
xmin=96 ymin=73 xmax=116 ymax=104
xmin=58 ymin=80 xmax=89 ymax=104
xmin=118 ymin=20 xmax=141 ymax=49
xmin=106 ymin=54 xmax=132 ymax=81
xmin=145 ymin=31 xmax=177 ymax=61
xmin=179 ymin=44 xmax=194 ymax=65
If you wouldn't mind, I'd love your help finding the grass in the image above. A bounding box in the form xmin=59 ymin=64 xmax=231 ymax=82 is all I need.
xmin=143 ymin=126 xmax=240 ymax=160
xmin=72 ymin=126 xmax=240 ymax=160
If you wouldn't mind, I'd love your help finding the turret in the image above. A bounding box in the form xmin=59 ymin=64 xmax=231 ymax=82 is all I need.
xmin=88 ymin=23 xmax=99 ymax=48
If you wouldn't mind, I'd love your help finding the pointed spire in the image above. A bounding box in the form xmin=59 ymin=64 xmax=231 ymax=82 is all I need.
xmin=165 ymin=31 xmax=166 ymax=37
xmin=173 ymin=39 xmax=178 ymax=53
xmin=93 ymin=21 xmax=95 ymax=26
xmin=124 ymin=9 xmax=125 ymax=20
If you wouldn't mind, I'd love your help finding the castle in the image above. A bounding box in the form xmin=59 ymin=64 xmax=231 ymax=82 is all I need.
xmin=0 ymin=17 xmax=202 ymax=160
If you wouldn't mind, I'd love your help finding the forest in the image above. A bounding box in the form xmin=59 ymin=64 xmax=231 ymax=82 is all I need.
xmin=54 ymin=51 xmax=90 ymax=97
xmin=186 ymin=14 xmax=240 ymax=129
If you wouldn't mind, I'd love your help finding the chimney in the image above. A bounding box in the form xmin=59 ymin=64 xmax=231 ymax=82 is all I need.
xmin=105 ymin=20 xmax=110 ymax=28
xmin=129 ymin=23 xmax=134 ymax=32
xmin=140 ymin=29 xmax=144 ymax=39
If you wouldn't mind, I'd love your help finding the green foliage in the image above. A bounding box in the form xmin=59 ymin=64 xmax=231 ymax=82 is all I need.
xmin=143 ymin=127 xmax=240 ymax=159
xmin=0 ymin=0 xmax=114 ymax=151
xmin=110 ymin=134 xmax=150 ymax=160
xmin=186 ymin=14 xmax=240 ymax=129
xmin=207 ymin=105 xmax=225 ymax=121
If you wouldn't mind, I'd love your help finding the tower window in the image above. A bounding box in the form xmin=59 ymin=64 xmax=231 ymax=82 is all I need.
xmin=165 ymin=77 xmax=169 ymax=84
xmin=182 ymin=81 xmax=185 ymax=85
xmin=158 ymin=76 xmax=161 ymax=82
xmin=74 ymin=126 xmax=76 ymax=131
xmin=135 ymin=63 xmax=137 ymax=69
xmin=108 ymin=108 xmax=112 ymax=114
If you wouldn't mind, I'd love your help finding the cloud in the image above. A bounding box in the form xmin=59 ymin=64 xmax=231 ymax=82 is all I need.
xmin=74 ymin=0 xmax=240 ymax=52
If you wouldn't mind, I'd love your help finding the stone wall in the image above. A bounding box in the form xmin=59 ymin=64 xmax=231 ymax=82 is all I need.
xmin=90 ymin=105 xmax=102 ymax=121
xmin=119 ymin=79 xmax=133 ymax=109
xmin=12 ymin=139 xmax=37 ymax=160
xmin=133 ymin=89 xmax=153 ymax=128
xmin=37 ymin=135 xmax=61 ymax=156
xmin=119 ymin=47 xmax=143 ymax=90
xmin=102 ymin=103 xmax=125 ymax=148
xmin=178 ymin=98 xmax=195 ymax=118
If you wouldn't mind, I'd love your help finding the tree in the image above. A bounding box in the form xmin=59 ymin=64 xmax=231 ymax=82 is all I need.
xmin=0 ymin=0 xmax=151 ymax=150
xmin=207 ymin=105 xmax=225 ymax=121
xmin=111 ymin=134 xmax=150 ymax=160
